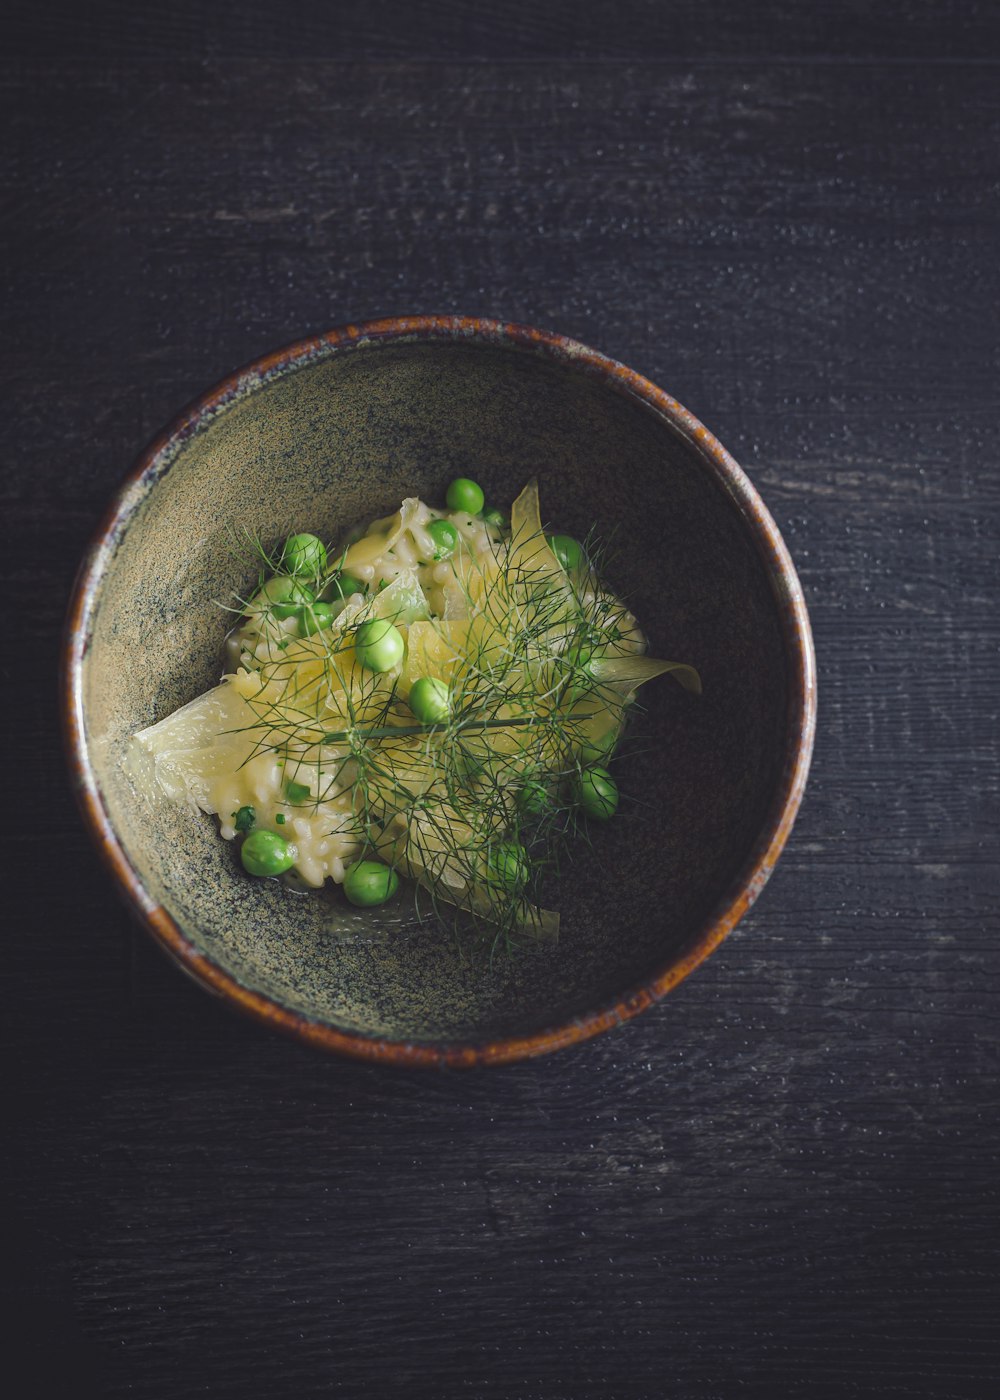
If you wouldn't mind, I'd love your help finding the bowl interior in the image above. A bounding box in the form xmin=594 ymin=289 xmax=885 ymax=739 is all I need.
xmin=81 ymin=338 xmax=787 ymax=1045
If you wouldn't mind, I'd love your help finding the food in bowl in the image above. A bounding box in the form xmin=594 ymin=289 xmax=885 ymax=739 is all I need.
xmin=128 ymin=477 xmax=700 ymax=953
xmin=64 ymin=316 xmax=815 ymax=1064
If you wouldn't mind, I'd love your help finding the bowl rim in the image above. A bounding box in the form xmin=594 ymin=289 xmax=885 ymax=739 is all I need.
xmin=62 ymin=314 xmax=816 ymax=1068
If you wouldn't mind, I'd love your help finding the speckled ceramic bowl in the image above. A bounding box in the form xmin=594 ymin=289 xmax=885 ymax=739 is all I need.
xmin=63 ymin=316 xmax=815 ymax=1066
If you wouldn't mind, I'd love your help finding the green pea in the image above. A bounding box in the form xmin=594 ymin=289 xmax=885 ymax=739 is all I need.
xmin=232 ymin=805 xmax=256 ymax=833
xmin=408 ymin=676 xmax=451 ymax=725
xmin=573 ymin=766 xmax=619 ymax=821
xmin=427 ymin=519 xmax=458 ymax=560
xmin=564 ymin=641 xmax=596 ymax=701
xmin=297 ymin=600 xmax=335 ymax=637
xmin=580 ymin=726 xmax=620 ymax=765
xmin=281 ymin=533 xmax=328 ymax=577
xmin=459 ymin=750 xmax=486 ymax=782
xmin=547 ymin=533 xmax=584 ymax=572
xmin=274 ymin=583 xmax=315 ymax=620
xmin=324 ymin=573 xmax=367 ymax=602
xmin=354 ymin=618 xmax=405 ymax=672
xmin=285 ymin=779 xmax=310 ymax=804
xmin=481 ymin=507 xmax=508 ymax=531
xmin=343 ymin=859 xmax=400 ymax=907
xmin=240 ymin=829 xmax=294 ymax=877
xmin=446 ymin=477 xmax=485 ymax=514
xmin=247 ymin=575 xmax=314 ymax=620
xmin=488 ymin=841 xmax=529 ymax=894
xmin=517 ymin=779 xmax=551 ymax=821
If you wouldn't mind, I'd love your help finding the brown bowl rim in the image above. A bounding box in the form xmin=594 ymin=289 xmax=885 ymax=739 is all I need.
xmin=62 ymin=314 xmax=817 ymax=1068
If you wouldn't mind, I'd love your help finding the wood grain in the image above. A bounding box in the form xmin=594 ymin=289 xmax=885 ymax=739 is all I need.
xmin=8 ymin=0 xmax=1000 ymax=63
xmin=2 ymin=9 xmax=998 ymax=1398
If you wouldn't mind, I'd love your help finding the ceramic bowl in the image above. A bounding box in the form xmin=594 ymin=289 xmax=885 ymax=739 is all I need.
xmin=63 ymin=316 xmax=815 ymax=1066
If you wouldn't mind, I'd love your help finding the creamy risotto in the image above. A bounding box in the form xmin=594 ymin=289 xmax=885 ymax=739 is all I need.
xmin=129 ymin=479 xmax=699 ymax=946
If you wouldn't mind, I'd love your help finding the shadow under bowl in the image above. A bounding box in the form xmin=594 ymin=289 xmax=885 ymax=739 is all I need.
xmin=63 ymin=316 xmax=815 ymax=1066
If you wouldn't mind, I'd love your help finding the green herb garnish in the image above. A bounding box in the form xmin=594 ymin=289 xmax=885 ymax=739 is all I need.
xmin=217 ymin=482 xmax=700 ymax=956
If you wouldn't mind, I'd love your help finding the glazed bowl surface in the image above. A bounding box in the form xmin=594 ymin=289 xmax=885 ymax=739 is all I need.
xmin=64 ymin=316 xmax=815 ymax=1066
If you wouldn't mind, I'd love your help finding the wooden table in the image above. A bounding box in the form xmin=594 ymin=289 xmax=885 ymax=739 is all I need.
xmin=6 ymin=4 xmax=998 ymax=1395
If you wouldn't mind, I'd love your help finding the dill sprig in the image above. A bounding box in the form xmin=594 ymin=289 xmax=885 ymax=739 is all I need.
xmin=213 ymin=484 xmax=697 ymax=956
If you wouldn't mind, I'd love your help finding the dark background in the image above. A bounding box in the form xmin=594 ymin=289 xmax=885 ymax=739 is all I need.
xmin=4 ymin=2 xmax=998 ymax=1396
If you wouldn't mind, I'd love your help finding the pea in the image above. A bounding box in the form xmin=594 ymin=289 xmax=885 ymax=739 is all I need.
xmin=297 ymin=600 xmax=334 ymax=637
xmin=517 ymin=779 xmax=551 ymax=821
xmin=408 ymin=676 xmax=451 ymax=725
xmin=446 ymin=477 xmax=485 ymax=514
xmin=573 ymin=766 xmax=619 ymax=821
xmin=354 ymin=618 xmax=405 ymax=673
xmin=343 ymin=859 xmax=400 ymax=907
xmin=547 ymin=534 xmax=584 ymax=572
xmin=240 ymin=829 xmax=294 ymax=877
xmin=281 ymin=533 xmax=328 ymax=577
xmin=581 ymin=726 xmax=620 ymax=765
xmin=427 ymin=519 xmax=458 ymax=560
xmin=482 ymin=507 xmax=508 ymax=531
xmin=460 ymin=750 xmax=486 ymax=781
xmin=274 ymin=583 xmax=316 ymax=619
xmin=248 ymin=575 xmax=314 ymax=620
xmin=285 ymin=779 xmax=310 ymax=804
xmin=564 ymin=641 xmax=596 ymax=701
xmin=324 ymin=573 xmax=367 ymax=601
xmin=489 ymin=841 xmax=529 ymax=894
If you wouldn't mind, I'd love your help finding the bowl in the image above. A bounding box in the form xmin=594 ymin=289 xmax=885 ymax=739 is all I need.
xmin=63 ymin=316 xmax=816 ymax=1067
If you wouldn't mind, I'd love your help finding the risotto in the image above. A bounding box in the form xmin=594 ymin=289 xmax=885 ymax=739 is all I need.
xmin=128 ymin=480 xmax=699 ymax=946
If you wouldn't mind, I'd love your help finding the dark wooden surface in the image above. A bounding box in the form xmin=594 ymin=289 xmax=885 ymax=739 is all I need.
xmin=4 ymin=4 xmax=998 ymax=1396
